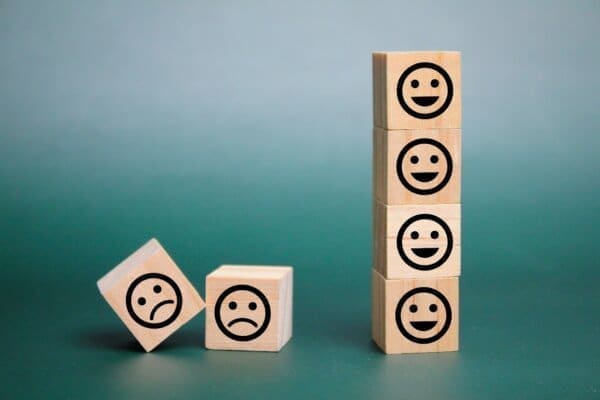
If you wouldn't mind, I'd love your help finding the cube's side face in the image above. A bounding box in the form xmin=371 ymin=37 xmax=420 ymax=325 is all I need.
xmin=374 ymin=272 xmax=459 ymax=354
xmin=100 ymin=249 xmax=205 ymax=352
xmin=374 ymin=51 xmax=461 ymax=130
xmin=205 ymin=274 xmax=288 ymax=352
xmin=374 ymin=128 xmax=461 ymax=205
xmin=375 ymin=203 xmax=461 ymax=279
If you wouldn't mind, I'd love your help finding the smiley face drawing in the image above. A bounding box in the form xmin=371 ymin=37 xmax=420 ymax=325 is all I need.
xmin=214 ymin=285 xmax=271 ymax=342
xmin=395 ymin=287 xmax=452 ymax=344
xmin=396 ymin=138 xmax=453 ymax=195
xmin=396 ymin=214 xmax=453 ymax=271
xmin=396 ymin=62 xmax=453 ymax=119
xmin=125 ymin=273 xmax=183 ymax=329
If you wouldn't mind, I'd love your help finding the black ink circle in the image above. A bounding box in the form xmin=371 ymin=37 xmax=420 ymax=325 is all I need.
xmin=125 ymin=273 xmax=183 ymax=329
xmin=214 ymin=284 xmax=271 ymax=342
xmin=395 ymin=287 xmax=452 ymax=344
xmin=396 ymin=213 xmax=453 ymax=271
xmin=396 ymin=62 xmax=454 ymax=119
xmin=396 ymin=138 xmax=453 ymax=195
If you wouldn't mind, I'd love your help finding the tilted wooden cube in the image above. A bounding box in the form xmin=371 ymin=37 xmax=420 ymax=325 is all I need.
xmin=372 ymin=270 xmax=459 ymax=354
xmin=205 ymin=265 xmax=293 ymax=352
xmin=373 ymin=51 xmax=461 ymax=130
xmin=373 ymin=127 xmax=461 ymax=205
xmin=373 ymin=202 xmax=460 ymax=279
xmin=97 ymin=238 xmax=205 ymax=352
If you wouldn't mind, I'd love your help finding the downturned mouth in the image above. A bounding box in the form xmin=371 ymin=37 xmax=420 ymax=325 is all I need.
xmin=411 ymin=247 xmax=439 ymax=258
xmin=227 ymin=317 xmax=258 ymax=328
xmin=410 ymin=321 xmax=438 ymax=331
xmin=411 ymin=172 xmax=439 ymax=182
xmin=150 ymin=299 xmax=175 ymax=321
xmin=411 ymin=96 xmax=439 ymax=106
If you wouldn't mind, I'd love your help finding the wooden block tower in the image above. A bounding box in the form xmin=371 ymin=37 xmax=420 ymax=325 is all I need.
xmin=372 ymin=51 xmax=461 ymax=354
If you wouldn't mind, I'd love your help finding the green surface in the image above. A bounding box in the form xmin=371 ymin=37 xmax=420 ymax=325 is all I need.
xmin=1 ymin=1 xmax=599 ymax=399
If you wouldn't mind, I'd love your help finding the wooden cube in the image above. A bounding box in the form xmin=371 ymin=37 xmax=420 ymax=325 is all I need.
xmin=205 ymin=265 xmax=293 ymax=352
xmin=373 ymin=127 xmax=461 ymax=205
xmin=373 ymin=51 xmax=461 ymax=130
xmin=372 ymin=270 xmax=458 ymax=354
xmin=374 ymin=202 xmax=460 ymax=279
xmin=97 ymin=238 xmax=205 ymax=352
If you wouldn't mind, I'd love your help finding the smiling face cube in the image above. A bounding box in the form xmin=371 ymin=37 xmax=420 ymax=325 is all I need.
xmin=372 ymin=270 xmax=458 ymax=354
xmin=373 ymin=51 xmax=461 ymax=130
xmin=373 ymin=127 xmax=461 ymax=205
xmin=97 ymin=238 xmax=205 ymax=352
xmin=205 ymin=265 xmax=293 ymax=352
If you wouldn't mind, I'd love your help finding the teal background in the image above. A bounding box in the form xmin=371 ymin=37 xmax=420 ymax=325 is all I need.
xmin=1 ymin=1 xmax=599 ymax=398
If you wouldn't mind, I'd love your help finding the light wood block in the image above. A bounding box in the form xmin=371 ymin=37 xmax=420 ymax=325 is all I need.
xmin=373 ymin=51 xmax=461 ymax=130
xmin=97 ymin=238 xmax=205 ymax=352
xmin=373 ymin=127 xmax=461 ymax=205
xmin=372 ymin=269 xmax=458 ymax=354
xmin=205 ymin=265 xmax=293 ymax=352
xmin=373 ymin=202 xmax=460 ymax=279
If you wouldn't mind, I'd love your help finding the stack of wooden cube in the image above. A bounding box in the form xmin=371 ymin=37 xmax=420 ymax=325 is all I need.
xmin=371 ymin=51 xmax=461 ymax=354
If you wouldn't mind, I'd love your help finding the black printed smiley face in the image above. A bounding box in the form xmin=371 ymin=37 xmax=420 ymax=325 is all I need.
xmin=214 ymin=285 xmax=271 ymax=342
xmin=397 ymin=214 xmax=453 ymax=271
xmin=396 ymin=62 xmax=453 ymax=119
xmin=126 ymin=273 xmax=183 ymax=329
xmin=395 ymin=287 xmax=452 ymax=344
xmin=397 ymin=138 xmax=453 ymax=195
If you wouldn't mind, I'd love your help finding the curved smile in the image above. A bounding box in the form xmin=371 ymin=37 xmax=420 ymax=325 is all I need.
xmin=412 ymin=96 xmax=439 ymax=106
xmin=411 ymin=247 xmax=439 ymax=258
xmin=150 ymin=299 xmax=175 ymax=321
xmin=227 ymin=317 xmax=258 ymax=328
xmin=410 ymin=320 xmax=438 ymax=331
xmin=411 ymin=172 xmax=439 ymax=182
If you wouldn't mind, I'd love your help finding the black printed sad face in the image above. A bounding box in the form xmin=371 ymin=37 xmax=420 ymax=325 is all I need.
xmin=395 ymin=287 xmax=452 ymax=344
xmin=214 ymin=285 xmax=271 ymax=341
xmin=397 ymin=214 xmax=453 ymax=270
xmin=396 ymin=62 xmax=453 ymax=119
xmin=126 ymin=273 xmax=183 ymax=329
xmin=397 ymin=138 xmax=453 ymax=195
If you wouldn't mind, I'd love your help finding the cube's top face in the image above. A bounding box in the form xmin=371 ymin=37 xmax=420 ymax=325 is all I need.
xmin=373 ymin=51 xmax=461 ymax=129
xmin=207 ymin=265 xmax=292 ymax=281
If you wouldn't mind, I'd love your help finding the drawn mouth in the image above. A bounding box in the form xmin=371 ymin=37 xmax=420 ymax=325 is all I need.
xmin=227 ymin=317 xmax=258 ymax=328
xmin=410 ymin=321 xmax=437 ymax=331
xmin=411 ymin=247 xmax=439 ymax=258
xmin=150 ymin=299 xmax=175 ymax=321
xmin=411 ymin=172 xmax=439 ymax=182
xmin=412 ymin=96 xmax=439 ymax=106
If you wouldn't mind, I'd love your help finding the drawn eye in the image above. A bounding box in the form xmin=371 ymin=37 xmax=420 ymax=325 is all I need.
xmin=249 ymin=302 xmax=257 ymax=310
xmin=411 ymin=79 xmax=419 ymax=88
xmin=228 ymin=301 xmax=237 ymax=310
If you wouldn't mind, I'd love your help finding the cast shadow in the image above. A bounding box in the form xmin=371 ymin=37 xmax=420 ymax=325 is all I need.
xmin=74 ymin=327 xmax=204 ymax=353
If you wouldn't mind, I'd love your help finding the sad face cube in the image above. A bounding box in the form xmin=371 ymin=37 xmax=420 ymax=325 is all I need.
xmin=97 ymin=238 xmax=205 ymax=352
xmin=205 ymin=265 xmax=293 ymax=352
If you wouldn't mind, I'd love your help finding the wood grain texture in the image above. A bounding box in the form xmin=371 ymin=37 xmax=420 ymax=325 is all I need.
xmin=373 ymin=202 xmax=461 ymax=279
xmin=373 ymin=127 xmax=461 ymax=205
xmin=372 ymin=270 xmax=459 ymax=354
xmin=373 ymin=51 xmax=461 ymax=130
xmin=97 ymin=238 xmax=205 ymax=352
xmin=205 ymin=265 xmax=293 ymax=352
